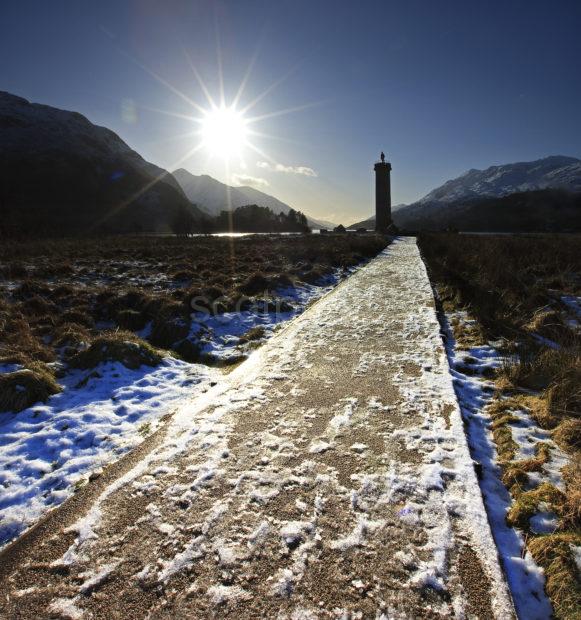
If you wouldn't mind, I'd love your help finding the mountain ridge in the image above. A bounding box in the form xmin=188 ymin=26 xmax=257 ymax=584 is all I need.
xmin=418 ymin=155 xmax=581 ymax=205
xmin=349 ymin=155 xmax=581 ymax=230
xmin=0 ymin=91 xmax=203 ymax=236
xmin=172 ymin=168 xmax=335 ymax=229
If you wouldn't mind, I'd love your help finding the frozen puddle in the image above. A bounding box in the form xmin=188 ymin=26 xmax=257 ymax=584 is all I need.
xmin=0 ymin=238 xmax=514 ymax=619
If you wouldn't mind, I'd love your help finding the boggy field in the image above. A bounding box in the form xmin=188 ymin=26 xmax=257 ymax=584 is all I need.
xmin=418 ymin=233 xmax=581 ymax=619
xmin=0 ymin=233 xmax=389 ymax=413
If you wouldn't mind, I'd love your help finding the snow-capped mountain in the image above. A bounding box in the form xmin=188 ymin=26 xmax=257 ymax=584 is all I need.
xmin=0 ymin=91 xmax=202 ymax=235
xmin=172 ymin=168 xmax=335 ymax=229
xmin=418 ymin=155 xmax=581 ymax=204
xmin=349 ymin=156 xmax=581 ymax=231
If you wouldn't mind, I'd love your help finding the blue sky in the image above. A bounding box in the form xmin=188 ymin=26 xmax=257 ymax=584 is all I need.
xmin=2 ymin=1 xmax=580 ymax=224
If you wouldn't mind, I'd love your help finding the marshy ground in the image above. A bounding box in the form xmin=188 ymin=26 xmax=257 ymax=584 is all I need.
xmin=0 ymin=233 xmax=388 ymax=411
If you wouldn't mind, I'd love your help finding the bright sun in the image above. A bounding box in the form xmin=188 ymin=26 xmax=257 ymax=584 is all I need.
xmin=200 ymin=105 xmax=248 ymax=157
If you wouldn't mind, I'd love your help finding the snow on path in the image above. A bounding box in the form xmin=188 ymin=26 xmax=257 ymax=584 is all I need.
xmin=0 ymin=238 xmax=514 ymax=619
xmin=0 ymin=271 xmax=344 ymax=548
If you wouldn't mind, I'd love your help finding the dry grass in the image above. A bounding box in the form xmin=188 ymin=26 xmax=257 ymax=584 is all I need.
xmin=528 ymin=533 xmax=581 ymax=620
xmin=69 ymin=331 xmax=162 ymax=370
xmin=546 ymin=357 xmax=581 ymax=419
xmin=0 ymin=234 xmax=389 ymax=371
xmin=238 ymin=326 xmax=266 ymax=343
xmin=418 ymin=233 xmax=581 ymax=336
xmin=501 ymin=443 xmax=551 ymax=494
xmin=116 ymin=309 xmax=148 ymax=331
xmin=0 ymin=366 xmax=61 ymax=413
xmin=560 ymin=456 xmax=581 ymax=530
xmin=506 ymin=482 xmax=566 ymax=531
xmin=52 ymin=322 xmax=91 ymax=351
xmin=492 ymin=425 xmax=518 ymax=463
xmin=524 ymin=309 xmax=567 ymax=342
xmin=553 ymin=419 xmax=581 ymax=453
xmin=419 ymin=233 xmax=581 ymax=616
xmin=449 ymin=314 xmax=486 ymax=349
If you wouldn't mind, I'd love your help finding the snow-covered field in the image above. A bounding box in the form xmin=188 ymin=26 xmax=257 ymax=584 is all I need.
xmin=190 ymin=273 xmax=341 ymax=363
xmin=0 ymin=274 xmax=342 ymax=549
xmin=0 ymin=358 xmax=217 ymax=546
xmin=439 ymin=309 xmax=555 ymax=618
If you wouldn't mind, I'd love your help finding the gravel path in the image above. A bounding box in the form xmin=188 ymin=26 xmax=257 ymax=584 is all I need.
xmin=0 ymin=238 xmax=514 ymax=619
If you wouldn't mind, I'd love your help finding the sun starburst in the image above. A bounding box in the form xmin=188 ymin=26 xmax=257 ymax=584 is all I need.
xmin=123 ymin=34 xmax=324 ymax=168
xmin=198 ymin=105 xmax=249 ymax=157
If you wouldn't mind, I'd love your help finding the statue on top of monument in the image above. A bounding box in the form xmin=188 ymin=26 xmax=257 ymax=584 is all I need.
xmin=380 ymin=151 xmax=385 ymax=163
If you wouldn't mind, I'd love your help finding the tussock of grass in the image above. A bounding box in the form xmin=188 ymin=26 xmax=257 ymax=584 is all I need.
xmin=501 ymin=443 xmax=551 ymax=494
xmin=271 ymin=273 xmax=295 ymax=288
xmin=70 ymin=331 xmax=162 ymax=370
xmin=172 ymin=339 xmax=202 ymax=363
xmin=239 ymin=326 xmax=266 ymax=344
xmin=116 ymin=309 xmax=147 ymax=331
xmin=20 ymin=295 xmax=57 ymax=316
xmin=490 ymin=412 xmax=519 ymax=429
xmin=449 ymin=314 xmax=486 ymax=349
xmin=59 ymin=308 xmax=94 ymax=328
xmin=237 ymin=273 xmax=272 ymax=295
xmin=0 ymin=352 xmax=29 ymax=368
xmin=492 ymin=425 xmax=518 ymax=463
xmin=560 ymin=457 xmax=581 ymax=530
xmin=52 ymin=322 xmax=91 ymax=349
xmin=499 ymin=347 xmax=581 ymax=400
xmin=299 ymin=267 xmax=326 ymax=285
xmin=527 ymin=533 xmax=581 ymax=620
xmin=0 ymin=367 xmax=61 ymax=412
xmin=486 ymin=397 xmax=520 ymax=462
xmin=0 ymin=315 xmax=55 ymax=363
xmin=149 ymin=316 xmax=190 ymax=349
xmin=524 ymin=309 xmax=566 ymax=342
xmin=14 ymin=279 xmax=52 ymax=300
xmin=506 ymin=482 xmax=566 ymax=531
xmin=546 ymin=358 xmax=581 ymax=420
xmin=553 ymin=419 xmax=581 ymax=453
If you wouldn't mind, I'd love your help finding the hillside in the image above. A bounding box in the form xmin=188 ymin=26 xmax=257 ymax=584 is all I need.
xmin=0 ymin=92 xmax=204 ymax=237
xmin=418 ymin=155 xmax=581 ymax=205
xmin=402 ymin=189 xmax=581 ymax=231
xmin=349 ymin=205 xmax=406 ymax=230
xmin=172 ymin=168 xmax=334 ymax=229
xmin=350 ymin=155 xmax=581 ymax=232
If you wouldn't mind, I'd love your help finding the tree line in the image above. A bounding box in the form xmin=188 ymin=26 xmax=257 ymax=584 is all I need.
xmin=173 ymin=204 xmax=311 ymax=235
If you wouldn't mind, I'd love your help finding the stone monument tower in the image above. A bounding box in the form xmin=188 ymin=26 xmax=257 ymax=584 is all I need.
xmin=374 ymin=152 xmax=392 ymax=232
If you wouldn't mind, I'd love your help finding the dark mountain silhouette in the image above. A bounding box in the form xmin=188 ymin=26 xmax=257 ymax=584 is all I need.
xmin=401 ymin=189 xmax=581 ymax=232
xmin=0 ymin=92 xmax=204 ymax=237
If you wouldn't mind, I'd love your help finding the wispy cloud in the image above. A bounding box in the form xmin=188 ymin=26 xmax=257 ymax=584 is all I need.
xmin=256 ymin=161 xmax=317 ymax=177
xmin=231 ymin=174 xmax=269 ymax=189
